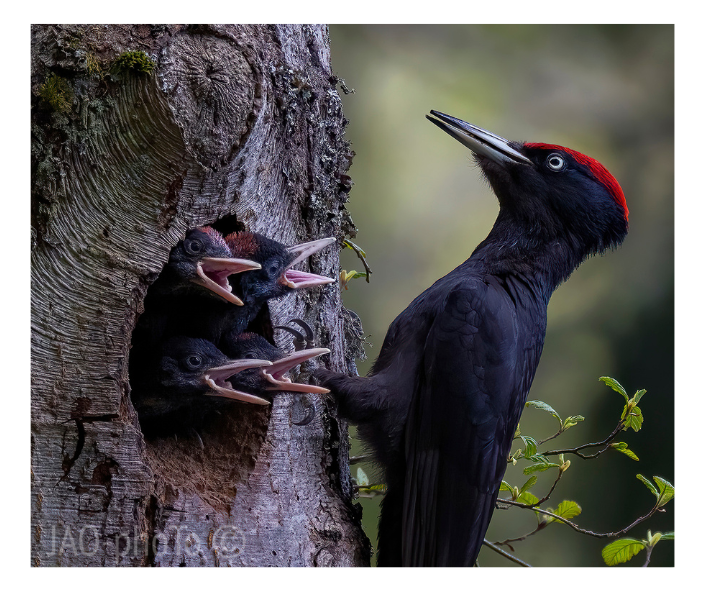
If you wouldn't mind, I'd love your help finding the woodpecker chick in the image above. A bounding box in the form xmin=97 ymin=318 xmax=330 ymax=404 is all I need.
xmin=154 ymin=227 xmax=262 ymax=305
xmin=132 ymin=336 xmax=272 ymax=422
xmin=221 ymin=232 xmax=335 ymax=334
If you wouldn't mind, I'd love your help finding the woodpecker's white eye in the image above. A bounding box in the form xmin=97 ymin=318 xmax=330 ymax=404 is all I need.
xmin=546 ymin=153 xmax=566 ymax=171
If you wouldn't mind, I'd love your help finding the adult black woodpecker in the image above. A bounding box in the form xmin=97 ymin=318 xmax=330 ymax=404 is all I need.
xmin=218 ymin=232 xmax=336 ymax=340
xmin=222 ymin=331 xmax=331 ymax=403
xmin=315 ymin=111 xmax=629 ymax=567
xmin=131 ymin=336 xmax=273 ymax=427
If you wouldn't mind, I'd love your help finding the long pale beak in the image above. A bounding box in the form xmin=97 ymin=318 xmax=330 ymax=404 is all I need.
xmin=283 ymin=237 xmax=337 ymax=289
xmin=263 ymin=347 xmax=331 ymax=394
xmin=426 ymin=110 xmax=532 ymax=166
xmin=193 ymin=257 xmax=261 ymax=305
xmin=204 ymin=358 xmax=273 ymax=405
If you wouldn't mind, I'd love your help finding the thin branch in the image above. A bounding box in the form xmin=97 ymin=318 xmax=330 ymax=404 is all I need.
xmin=343 ymin=239 xmax=372 ymax=282
xmin=494 ymin=523 xmax=546 ymax=548
xmin=542 ymin=420 xmax=625 ymax=459
xmin=482 ymin=539 xmax=532 ymax=567
xmin=642 ymin=544 xmax=654 ymax=567
xmin=498 ymin=498 xmax=664 ymax=539
xmin=536 ymin=429 xmax=563 ymax=446
xmin=527 ymin=469 xmax=563 ymax=507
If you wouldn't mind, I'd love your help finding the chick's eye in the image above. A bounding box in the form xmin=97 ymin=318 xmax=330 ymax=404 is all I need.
xmin=546 ymin=153 xmax=566 ymax=171
xmin=185 ymin=238 xmax=203 ymax=255
xmin=186 ymin=355 xmax=202 ymax=368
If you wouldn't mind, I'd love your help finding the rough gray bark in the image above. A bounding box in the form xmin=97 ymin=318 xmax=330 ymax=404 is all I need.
xmin=31 ymin=24 xmax=368 ymax=567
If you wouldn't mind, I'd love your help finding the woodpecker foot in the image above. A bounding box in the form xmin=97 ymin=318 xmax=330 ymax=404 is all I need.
xmin=274 ymin=320 xmax=324 ymax=425
xmin=291 ymin=394 xmax=316 ymax=426
xmin=274 ymin=318 xmax=315 ymax=351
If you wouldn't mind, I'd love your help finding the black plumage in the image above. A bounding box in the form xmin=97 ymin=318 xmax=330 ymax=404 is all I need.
xmin=131 ymin=336 xmax=272 ymax=429
xmin=129 ymin=228 xmax=335 ymax=431
xmin=130 ymin=227 xmax=261 ymax=356
xmin=220 ymin=232 xmax=336 ymax=339
xmin=149 ymin=226 xmax=261 ymax=305
xmin=316 ymin=111 xmax=628 ymax=566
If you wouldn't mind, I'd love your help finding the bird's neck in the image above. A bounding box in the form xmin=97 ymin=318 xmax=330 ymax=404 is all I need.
xmin=470 ymin=212 xmax=585 ymax=301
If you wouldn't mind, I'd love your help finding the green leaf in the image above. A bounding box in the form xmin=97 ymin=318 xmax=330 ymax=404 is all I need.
xmin=340 ymin=269 xmax=370 ymax=290
xmin=600 ymin=376 xmax=629 ymax=402
xmin=660 ymin=532 xmax=674 ymax=541
xmin=554 ymin=500 xmax=582 ymax=521
xmin=519 ymin=476 xmax=538 ymax=495
xmin=518 ymin=491 xmax=539 ymax=506
xmin=356 ymin=467 xmax=369 ymax=487
xmin=623 ymin=405 xmax=644 ymax=432
xmin=341 ymin=270 xmax=367 ymax=283
xmin=636 ymin=474 xmax=659 ymax=498
xmin=602 ymin=538 xmax=645 ymax=566
xmin=562 ymin=415 xmax=585 ymax=431
xmin=520 ymin=436 xmax=538 ymax=459
xmin=633 ymin=388 xmax=647 ymax=404
xmin=523 ymin=461 xmax=560 ymax=475
xmin=544 ymin=500 xmax=582 ymax=524
xmin=525 ymin=400 xmax=562 ymax=424
xmin=499 ymin=480 xmax=512 ymax=492
xmin=610 ymin=442 xmax=639 ymax=461
xmin=653 ymin=476 xmax=675 ymax=507
xmin=636 ymin=474 xmax=676 ymax=507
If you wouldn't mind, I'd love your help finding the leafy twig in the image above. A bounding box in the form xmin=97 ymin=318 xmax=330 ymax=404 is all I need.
xmin=343 ymin=239 xmax=372 ymax=282
xmin=542 ymin=420 xmax=625 ymax=459
xmin=498 ymin=498 xmax=664 ymax=539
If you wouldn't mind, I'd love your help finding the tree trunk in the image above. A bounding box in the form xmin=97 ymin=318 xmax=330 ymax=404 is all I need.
xmin=31 ymin=24 xmax=369 ymax=567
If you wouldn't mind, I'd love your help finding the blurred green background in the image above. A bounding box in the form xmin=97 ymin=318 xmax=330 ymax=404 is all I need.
xmin=329 ymin=24 xmax=674 ymax=567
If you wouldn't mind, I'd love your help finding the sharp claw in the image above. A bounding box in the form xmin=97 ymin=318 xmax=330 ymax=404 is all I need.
xmin=273 ymin=318 xmax=316 ymax=351
xmin=291 ymin=395 xmax=316 ymax=426
xmin=273 ymin=326 xmax=305 ymax=351
xmin=289 ymin=318 xmax=314 ymax=342
xmin=272 ymin=324 xmax=304 ymax=341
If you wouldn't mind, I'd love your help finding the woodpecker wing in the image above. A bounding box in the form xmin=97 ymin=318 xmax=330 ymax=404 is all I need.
xmin=401 ymin=277 xmax=540 ymax=566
